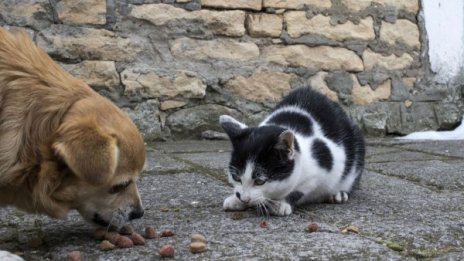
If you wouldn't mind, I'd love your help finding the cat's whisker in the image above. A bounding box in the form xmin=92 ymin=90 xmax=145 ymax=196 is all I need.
xmin=263 ymin=198 xmax=282 ymax=214
xmin=255 ymin=197 xmax=271 ymax=218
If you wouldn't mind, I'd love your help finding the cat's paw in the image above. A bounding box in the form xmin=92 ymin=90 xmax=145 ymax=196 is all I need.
xmin=223 ymin=195 xmax=247 ymax=211
xmin=270 ymin=201 xmax=292 ymax=216
xmin=329 ymin=191 xmax=349 ymax=204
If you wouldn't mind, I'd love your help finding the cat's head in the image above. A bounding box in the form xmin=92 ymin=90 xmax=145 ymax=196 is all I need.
xmin=220 ymin=115 xmax=298 ymax=205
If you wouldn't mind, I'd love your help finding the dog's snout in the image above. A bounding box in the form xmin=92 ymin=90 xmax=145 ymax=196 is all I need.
xmin=128 ymin=207 xmax=144 ymax=220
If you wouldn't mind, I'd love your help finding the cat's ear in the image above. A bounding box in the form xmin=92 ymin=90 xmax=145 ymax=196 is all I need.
xmin=275 ymin=130 xmax=295 ymax=160
xmin=220 ymin=115 xmax=247 ymax=139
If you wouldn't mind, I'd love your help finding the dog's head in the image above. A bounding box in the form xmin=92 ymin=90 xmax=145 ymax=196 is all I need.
xmin=47 ymin=96 xmax=146 ymax=227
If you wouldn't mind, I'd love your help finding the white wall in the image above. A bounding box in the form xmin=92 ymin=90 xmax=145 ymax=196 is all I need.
xmin=422 ymin=0 xmax=464 ymax=83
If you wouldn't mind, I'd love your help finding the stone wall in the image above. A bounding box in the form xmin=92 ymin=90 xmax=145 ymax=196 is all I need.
xmin=1 ymin=0 xmax=463 ymax=140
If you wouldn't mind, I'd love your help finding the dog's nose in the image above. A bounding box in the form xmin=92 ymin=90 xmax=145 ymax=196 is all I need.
xmin=128 ymin=208 xmax=144 ymax=220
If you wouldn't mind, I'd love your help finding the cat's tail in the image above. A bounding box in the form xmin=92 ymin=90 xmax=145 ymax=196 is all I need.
xmin=397 ymin=116 xmax=464 ymax=140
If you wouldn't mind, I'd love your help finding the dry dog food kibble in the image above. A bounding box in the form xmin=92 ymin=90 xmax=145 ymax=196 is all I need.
xmin=119 ymin=224 xmax=134 ymax=235
xmin=115 ymin=236 xmax=134 ymax=248
xmin=191 ymin=233 xmax=206 ymax=243
xmin=98 ymin=240 xmax=115 ymax=251
xmin=94 ymin=228 xmax=107 ymax=240
xmin=190 ymin=242 xmax=207 ymax=254
xmin=230 ymin=212 xmax=243 ymax=220
xmin=104 ymin=231 xmax=121 ymax=244
xmin=159 ymin=244 xmax=175 ymax=257
xmin=160 ymin=229 xmax=175 ymax=237
xmin=307 ymin=223 xmax=319 ymax=233
xmin=130 ymin=232 xmax=145 ymax=245
xmin=145 ymin=226 xmax=157 ymax=239
xmin=67 ymin=251 xmax=81 ymax=261
xmin=259 ymin=220 xmax=268 ymax=228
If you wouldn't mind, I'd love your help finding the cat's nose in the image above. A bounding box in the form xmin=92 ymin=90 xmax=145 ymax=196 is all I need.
xmin=236 ymin=192 xmax=250 ymax=203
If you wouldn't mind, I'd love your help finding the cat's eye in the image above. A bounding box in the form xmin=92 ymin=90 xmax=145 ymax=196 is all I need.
xmin=254 ymin=178 xmax=266 ymax=186
xmin=231 ymin=173 xmax=241 ymax=183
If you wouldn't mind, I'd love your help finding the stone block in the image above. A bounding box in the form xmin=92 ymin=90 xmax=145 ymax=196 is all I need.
xmin=363 ymin=112 xmax=387 ymax=136
xmin=201 ymin=0 xmax=262 ymax=10
xmin=36 ymin=26 xmax=143 ymax=61
xmin=325 ymin=71 xmax=353 ymax=96
xmin=167 ymin=104 xmax=242 ymax=137
xmin=0 ymin=0 xmax=51 ymax=28
xmin=341 ymin=0 xmax=419 ymax=14
xmin=122 ymin=70 xmax=207 ymax=99
xmin=363 ymin=49 xmax=413 ymax=70
xmin=433 ymin=103 xmax=462 ymax=129
xmin=160 ymin=100 xmax=188 ymax=111
xmin=170 ymin=38 xmax=259 ymax=61
xmin=123 ymin=100 xmax=168 ymax=141
xmin=380 ymin=20 xmax=420 ymax=49
xmin=56 ymin=0 xmax=106 ymax=25
xmin=352 ymin=77 xmax=391 ymax=105
xmin=308 ymin=72 xmax=338 ymax=101
xmin=225 ymin=71 xmax=295 ymax=102
xmin=61 ymin=61 xmax=119 ymax=90
xmin=129 ymin=4 xmax=246 ymax=37
xmin=264 ymin=45 xmax=363 ymax=71
xmin=285 ymin=13 xmax=375 ymax=41
xmin=263 ymin=0 xmax=331 ymax=9
xmin=247 ymin=13 xmax=283 ymax=37
xmin=390 ymin=75 xmax=410 ymax=101
xmin=402 ymin=77 xmax=416 ymax=90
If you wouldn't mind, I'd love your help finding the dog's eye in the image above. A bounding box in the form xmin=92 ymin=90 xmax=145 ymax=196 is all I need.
xmin=109 ymin=180 xmax=132 ymax=194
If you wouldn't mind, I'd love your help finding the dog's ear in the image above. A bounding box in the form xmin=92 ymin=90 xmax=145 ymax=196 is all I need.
xmin=53 ymin=119 xmax=118 ymax=186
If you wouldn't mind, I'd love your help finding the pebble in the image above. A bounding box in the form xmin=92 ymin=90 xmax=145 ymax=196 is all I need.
xmin=159 ymin=244 xmax=175 ymax=257
xmin=341 ymin=225 xmax=359 ymax=234
xmin=190 ymin=242 xmax=207 ymax=253
xmin=98 ymin=240 xmax=115 ymax=251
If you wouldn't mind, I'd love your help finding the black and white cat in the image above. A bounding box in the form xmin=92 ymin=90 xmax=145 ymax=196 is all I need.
xmin=220 ymin=87 xmax=365 ymax=216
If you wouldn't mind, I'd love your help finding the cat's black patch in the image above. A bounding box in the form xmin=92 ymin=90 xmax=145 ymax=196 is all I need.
xmin=311 ymin=139 xmax=333 ymax=171
xmin=273 ymin=88 xmax=365 ymax=180
xmin=285 ymin=191 xmax=304 ymax=206
xmin=267 ymin=112 xmax=313 ymax=136
xmin=228 ymin=125 xmax=297 ymax=181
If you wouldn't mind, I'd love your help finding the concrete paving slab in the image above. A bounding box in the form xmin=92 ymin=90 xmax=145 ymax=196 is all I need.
xmin=368 ymin=160 xmax=464 ymax=190
xmin=153 ymin=141 xmax=231 ymax=154
xmin=144 ymin=148 xmax=188 ymax=174
xmin=173 ymin=151 xmax=230 ymax=171
xmin=0 ymin=139 xmax=463 ymax=260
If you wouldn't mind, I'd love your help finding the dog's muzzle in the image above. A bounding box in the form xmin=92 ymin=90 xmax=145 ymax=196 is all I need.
xmin=128 ymin=205 xmax=144 ymax=220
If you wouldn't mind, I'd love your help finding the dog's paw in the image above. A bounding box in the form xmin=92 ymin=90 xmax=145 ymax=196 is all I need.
xmin=223 ymin=195 xmax=247 ymax=211
xmin=328 ymin=191 xmax=349 ymax=204
xmin=270 ymin=201 xmax=292 ymax=216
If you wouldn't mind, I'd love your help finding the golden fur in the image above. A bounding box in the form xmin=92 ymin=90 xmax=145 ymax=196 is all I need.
xmin=0 ymin=27 xmax=146 ymax=225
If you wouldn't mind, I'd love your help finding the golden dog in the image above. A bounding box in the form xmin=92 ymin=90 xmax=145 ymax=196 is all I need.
xmin=0 ymin=27 xmax=146 ymax=226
